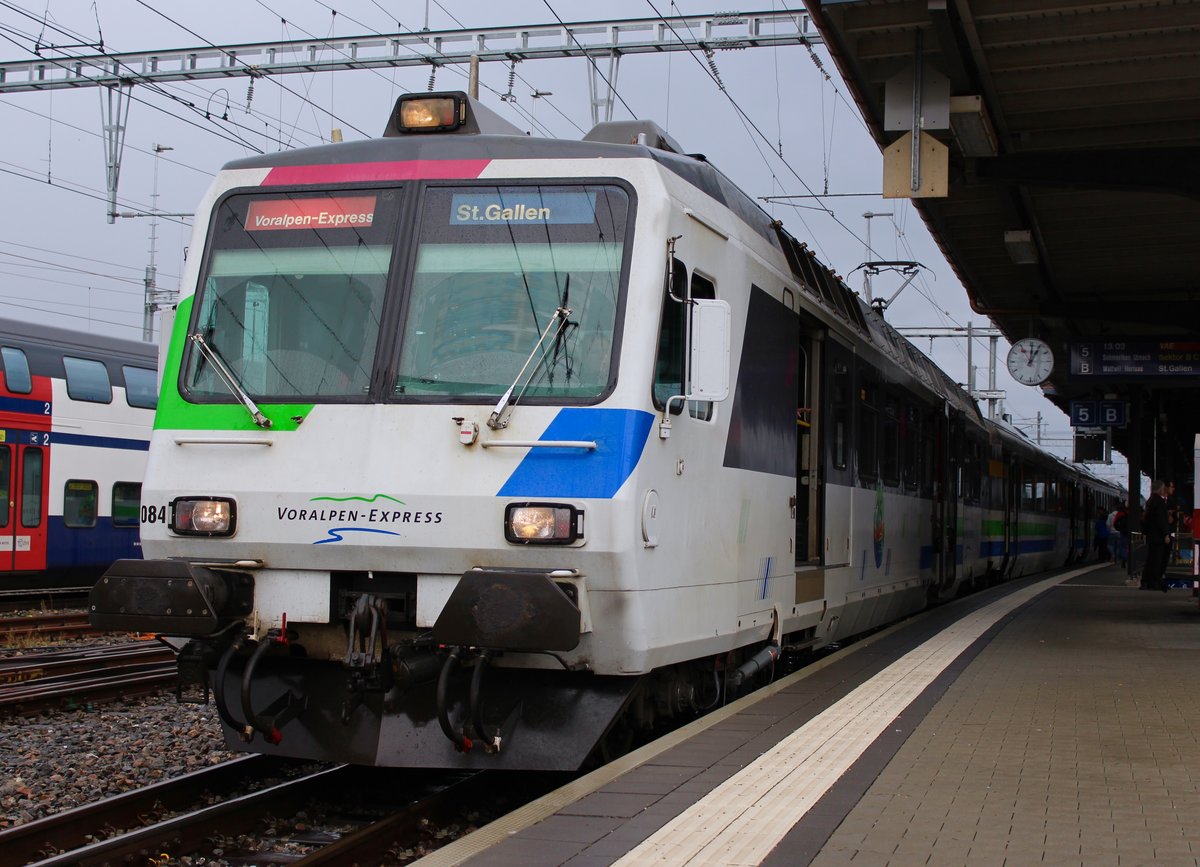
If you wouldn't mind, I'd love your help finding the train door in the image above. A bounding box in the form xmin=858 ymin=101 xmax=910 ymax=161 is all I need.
xmin=1002 ymin=454 xmax=1019 ymax=577
xmin=1065 ymin=480 xmax=1079 ymax=562
xmin=931 ymin=407 xmax=960 ymax=595
xmin=795 ymin=332 xmax=823 ymax=564
xmin=0 ymin=443 xmax=47 ymax=572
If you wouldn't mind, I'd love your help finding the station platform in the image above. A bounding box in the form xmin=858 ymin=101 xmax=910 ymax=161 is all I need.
xmin=417 ymin=561 xmax=1200 ymax=866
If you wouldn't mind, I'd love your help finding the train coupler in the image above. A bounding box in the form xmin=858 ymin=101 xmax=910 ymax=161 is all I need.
xmin=341 ymin=594 xmax=392 ymax=723
xmin=238 ymin=630 xmax=308 ymax=745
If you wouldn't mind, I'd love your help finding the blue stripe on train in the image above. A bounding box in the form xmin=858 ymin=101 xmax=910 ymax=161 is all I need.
xmin=52 ymin=433 xmax=150 ymax=451
xmin=980 ymin=540 xmax=1006 ymax=557
xmin=45 ymin=517 xmax=142 ymax=570
xmin=498 ymin=408 xmax=655 ymax=499
xmin=1017 ymin=537 xmax=1059 ymax=554
xmin=0 ymin=395 xmax=49 ymax=415
xmin=928 ymin=537 xmax=1061 ymax=565
xmin=918 ymin=544 xmax=965 ymax=569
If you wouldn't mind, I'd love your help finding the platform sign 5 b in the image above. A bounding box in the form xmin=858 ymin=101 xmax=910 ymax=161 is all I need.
xmin=1070 ymin=400 xmax=1127 ymax=428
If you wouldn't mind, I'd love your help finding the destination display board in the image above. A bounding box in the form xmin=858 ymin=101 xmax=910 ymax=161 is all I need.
xmin=1070 ymin=341 xmax=1200 ymax=378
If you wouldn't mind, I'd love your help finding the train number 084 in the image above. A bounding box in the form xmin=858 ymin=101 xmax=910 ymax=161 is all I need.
xmin=141 ymin=504 xmax=168 ymax=524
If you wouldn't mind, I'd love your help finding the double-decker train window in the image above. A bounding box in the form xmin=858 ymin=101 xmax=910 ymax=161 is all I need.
xmin=122 ymin=366 xmax=158 ymax=409
xmin=64 ymin=480 xmax=98 ymax=528
xmin=0 ymin=448 xmax=9 ymax=527
xmin=1 ymin=347 xmax=31 ymax=394
xmin=21 ymin=449 xmax=42 ymax=527
xmin=112 ymin=482 xmax=141 ymax=527
xmin=63 ymin=357 xmax=113 ymax=404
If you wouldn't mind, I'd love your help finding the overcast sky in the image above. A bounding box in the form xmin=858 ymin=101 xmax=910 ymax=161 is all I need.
xmin=0 ymin=0 xmax=1127 ymax=482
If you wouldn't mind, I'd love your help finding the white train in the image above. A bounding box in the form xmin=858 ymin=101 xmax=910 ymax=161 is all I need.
xmin=91 ymin=92 xmax=1119 ymax=769
xmin=0 ymin=319 xmax=155 ymax=587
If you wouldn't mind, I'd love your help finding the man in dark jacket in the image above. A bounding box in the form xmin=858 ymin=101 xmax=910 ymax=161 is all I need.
xmin=1142 ymin=480 xmax=1170 ymax=591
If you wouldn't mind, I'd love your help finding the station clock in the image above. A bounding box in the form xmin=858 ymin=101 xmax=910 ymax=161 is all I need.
xmin=1006 ymin=337 xmax=1055 ymax=386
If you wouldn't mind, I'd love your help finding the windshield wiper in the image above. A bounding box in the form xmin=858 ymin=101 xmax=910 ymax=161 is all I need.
xmin=487 ymin=305 xmax=572 ymax=431
xmin=189 ymin=332 xmax=273 ymax=429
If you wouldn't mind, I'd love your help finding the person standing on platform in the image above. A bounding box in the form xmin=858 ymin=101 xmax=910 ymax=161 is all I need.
xmin=1110 ymin=503 xmax=1130 ymax=568
xmin=1164 ymin=480 xmax=1178 ymax=581
xmin=1142 ymin=480 xmax=1170 ymax=591
xmin=1093 ymin=507 xmax=1111 ymax=561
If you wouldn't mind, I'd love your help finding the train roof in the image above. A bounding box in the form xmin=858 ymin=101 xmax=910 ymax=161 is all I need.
xmin=223 ymin=124 xmax=787 ymax=254
xmin=0 ymin=317 xmax=155 ymax=364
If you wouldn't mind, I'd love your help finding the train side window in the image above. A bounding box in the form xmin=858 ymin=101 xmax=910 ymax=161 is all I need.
xmin=652 ymin=263 xmax=714 ymax=420
xmin=0 ymin=448 xmax=9 ymax=527
xmin=857 ymin=379 xmax=879 ymax=483
xmin=21 ymin=448 xmax=42 ymax=528
xmin=829 ymin=360 xmax=849 ymax=470
xmin=122 ymin=366 xmax=158 ymax=409
xmin=653 ymin=257 xmax=689 ymax=413
xmin=687 ymin=273 xmax=716 ymax=421
xmin=1 ymin=347 xmax=31 ymax=394
xmin=112 ymin=482 xmax=141 ymax=527
xmin=922 ymin=430 xmax=935 ymax=497
xmin=881 ymin=395 xmax=899 ymax=486
xmin=63 ymin=357 xmax=113 ymax=404
xmin=902 ymin=406 xmax=919 ymax=491
xmin=64 ymin=480 xmax=99 ymax=528
xmin=1021 ymin=465 xmax=1035 ymax=510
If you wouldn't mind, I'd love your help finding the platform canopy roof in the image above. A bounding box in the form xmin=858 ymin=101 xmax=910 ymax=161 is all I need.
xmin=806 ymin=0 xmax=1200 ymax=485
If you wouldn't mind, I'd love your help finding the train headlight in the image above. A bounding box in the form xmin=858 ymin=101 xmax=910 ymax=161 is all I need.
xmin=171 ymin=497 xmax=236 ymax=536
xmin=504 ymin=503 xmax=582 ymax=545
xmin=396 ymin=94 xmax=464 ymax=132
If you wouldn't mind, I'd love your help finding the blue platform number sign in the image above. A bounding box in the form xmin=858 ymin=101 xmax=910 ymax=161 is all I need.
xmin=1070 ymin=399 xmax=1126 ymax=428
xmin=1070 ymin=400 xmax=1097 ymax=427
xmin=1099 ymin=400 xmax=1127 ymax=427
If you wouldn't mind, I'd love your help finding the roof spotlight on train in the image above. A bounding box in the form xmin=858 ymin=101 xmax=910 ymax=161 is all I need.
xmin=397 ymin=94 xmax=464 ymax=132
xmin=383 ymin=91 xmax=524 ymax=137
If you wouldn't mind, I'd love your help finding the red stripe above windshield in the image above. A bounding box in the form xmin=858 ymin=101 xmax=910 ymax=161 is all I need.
xmin=262 ymin=159 xmax=491 ymax=185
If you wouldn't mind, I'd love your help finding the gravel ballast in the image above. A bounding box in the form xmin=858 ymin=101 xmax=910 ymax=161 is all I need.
xmin=1 ymin=686 xmax=235 ymax=829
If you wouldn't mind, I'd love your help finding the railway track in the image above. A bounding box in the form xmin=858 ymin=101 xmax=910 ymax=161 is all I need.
xmin=0 ymin=641 xmax=178 ymax=715
xmin=0 ymin=754 xmax=550 ymax=865
xmin=0 ymin=587 xmax=91 ymax=615
xmin=0 ymin=611 xmax=103 ymax=643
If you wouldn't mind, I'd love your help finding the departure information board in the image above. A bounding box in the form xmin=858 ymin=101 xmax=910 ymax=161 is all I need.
xmin=1070 ymin=341 xmax=1200 ymax=378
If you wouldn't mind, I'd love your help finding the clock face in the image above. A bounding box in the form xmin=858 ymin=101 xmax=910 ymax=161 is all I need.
xmin=1007 ymin=338 xmax=1055 ymax=385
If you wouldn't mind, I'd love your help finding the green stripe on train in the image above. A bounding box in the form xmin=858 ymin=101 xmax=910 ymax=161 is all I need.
xmin=980 ymin=518 xmax=1057 ymax=537
xmin=153 ymin=295 xmax=312 ymax=432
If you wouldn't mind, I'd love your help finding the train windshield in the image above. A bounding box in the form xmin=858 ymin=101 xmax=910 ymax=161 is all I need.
xmin=185 ymin=189 xmax=398 ymax=400
xmin=394 ymin=184 xmax=627 ymax=399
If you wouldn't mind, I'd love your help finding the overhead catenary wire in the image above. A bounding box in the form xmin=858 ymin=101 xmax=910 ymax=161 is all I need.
xmin=131 ymin=0 xmax=370 ymax=139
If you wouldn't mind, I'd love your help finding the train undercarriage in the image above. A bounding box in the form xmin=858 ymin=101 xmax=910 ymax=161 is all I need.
xmin=91 ymin=558 xmax=782 ymax=770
